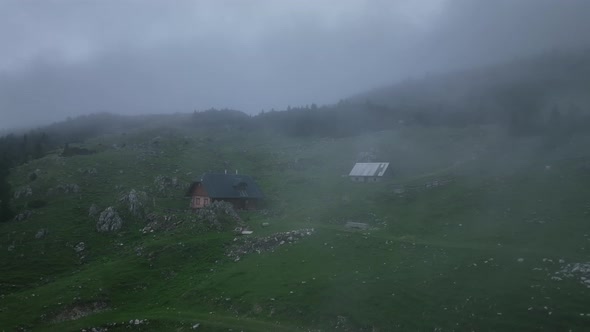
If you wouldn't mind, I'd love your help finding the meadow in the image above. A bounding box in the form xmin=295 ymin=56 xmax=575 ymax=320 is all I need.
xmin=1 ymin=123 xmax=590 ymax=331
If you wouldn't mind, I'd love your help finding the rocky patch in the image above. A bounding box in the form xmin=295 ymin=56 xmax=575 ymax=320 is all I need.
xmin=48 ymin=183 xmax=80 ymax=195
xmin=154 ymin=175 xmax=185 ymax=196
xmin=140 ymin=213 xmax=181 ymax=233
xmin=13 ymin=186 xmax=33 ymax=199
xmin=226 ymin=228 xmax=315 ymax=262
xmin=554 ymin=262 xmax=590 ymax=288
xmin=197 ymin=201 xmax=241 ymax=230
xmin=51 ymin=301 xmax=109 ymax=323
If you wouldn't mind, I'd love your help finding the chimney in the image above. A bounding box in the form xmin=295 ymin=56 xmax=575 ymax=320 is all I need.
xmin=224 ymin=169 xmax=227 ymax=174
xmin=235 ymin=169 xmax=238 ymax=175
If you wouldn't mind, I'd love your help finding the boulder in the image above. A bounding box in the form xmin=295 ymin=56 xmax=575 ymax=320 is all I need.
xmin=74 ymin=242 xmax=86 ymax=253
xmin=96 ymin=207 xmax=123 ymax=232
xmin=13 ymin=210 xmax=32 ymax=222
xmin=35 ymin=228 xmax=48 ymax=239
xmin=119 ymin=189 xmax=147 ymax=217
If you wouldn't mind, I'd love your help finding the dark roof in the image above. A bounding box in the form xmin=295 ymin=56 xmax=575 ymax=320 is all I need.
xmin=191 ymin=173 xmax=264 ymax=199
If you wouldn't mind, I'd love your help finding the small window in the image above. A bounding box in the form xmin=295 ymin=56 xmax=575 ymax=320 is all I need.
xmin=195 ymin=197 xmax=200 ymax=205
xmin=204 ymin=198 xmax=209 ymax=205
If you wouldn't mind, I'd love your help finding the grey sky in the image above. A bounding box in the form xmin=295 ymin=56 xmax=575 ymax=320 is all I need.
xmin=1 ymin=0 xmax=590 ymax=130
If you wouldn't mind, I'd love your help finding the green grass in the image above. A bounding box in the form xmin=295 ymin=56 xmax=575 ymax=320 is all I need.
xmin=2 ymin=124 xmax=590 ymax=331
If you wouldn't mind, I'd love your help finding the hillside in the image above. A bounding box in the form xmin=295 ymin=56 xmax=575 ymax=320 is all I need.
xmin=1 ymin=115 xmax=590 ymax=331
xmin=352 ymin=49 xmax=590 ymax=125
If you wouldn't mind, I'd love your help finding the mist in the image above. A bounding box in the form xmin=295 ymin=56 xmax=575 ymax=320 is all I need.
xmin=1 ymin=0 xmax=590 ymax=130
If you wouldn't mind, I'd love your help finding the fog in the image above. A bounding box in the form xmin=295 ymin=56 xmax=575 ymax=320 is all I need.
xmin=1 ymin=0 xmax=590 ymax=130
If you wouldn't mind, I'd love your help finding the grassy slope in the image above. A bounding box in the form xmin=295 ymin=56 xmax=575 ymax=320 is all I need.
xmin=1 ymin=124 xmax=590 ymax=331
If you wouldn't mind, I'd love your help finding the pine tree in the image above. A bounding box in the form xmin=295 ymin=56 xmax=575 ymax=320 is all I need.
xmin=0 ymin=155 xmax=14 ymax=222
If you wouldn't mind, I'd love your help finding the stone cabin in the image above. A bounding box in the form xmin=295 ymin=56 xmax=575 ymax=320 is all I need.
xmin=187 ymin=172 xmax=264 ymax=210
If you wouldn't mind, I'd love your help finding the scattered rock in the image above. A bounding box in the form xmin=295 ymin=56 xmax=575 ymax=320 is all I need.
xmin=517 ymin=258 xmax=525 ymax=263
xmin=127 ymin=319 xmax=147 ymax=326
xmin=84 ymin=327 xmax=107 ymax=332
xmin=14 ymin=186 xmax=33 ymax=199
xmin=196 ymin=201 xmax=241 ymax=230
xmin=153 ymin=175 xmax=185 ymax=196
xmin=344 ymin=221 xmax=370 ymax=230
xmin=335 ymin=315 xmax=354 ymax=330
xmin=35 ymin=229 xmax=48 ymax=239
xmin=96 ymin=207 xmax=123 ymax=232
xmin=13 ymin=210 xmax=32 ymax=222
xmin=140 ymin=213 xmax=181 ymax=233
xmin=78 ymin=168 xmax=98 ymax=175
xmin=51 ymin=301 xmax=109 ymax=323
xmin=261 ymin=222 xmax=270 ymax=227
xmin=48 ymin=183 xmax=80 ymax=195
xmin=226 ymin=228 xmax=315 ymax=261
xmin=554 ymin=262 xmax=590 ymax=288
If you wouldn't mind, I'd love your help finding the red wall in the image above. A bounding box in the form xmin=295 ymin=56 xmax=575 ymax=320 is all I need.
xmin=190 ymin=183 xmax=210 ymax=209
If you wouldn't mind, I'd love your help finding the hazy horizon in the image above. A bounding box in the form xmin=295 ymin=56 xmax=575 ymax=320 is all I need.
xmin=2 ymin=0 xmax=590 ymax=130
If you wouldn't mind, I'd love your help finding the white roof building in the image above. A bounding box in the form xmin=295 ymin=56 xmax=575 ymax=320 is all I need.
xmin=349 ymin=162 xmax=389 ymax=181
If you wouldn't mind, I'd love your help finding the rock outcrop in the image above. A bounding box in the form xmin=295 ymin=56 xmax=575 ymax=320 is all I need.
xmin=119 ymin=189 xmax=148 ymax=217
xmin=96 ymin=207 xmax=123 ymax=232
